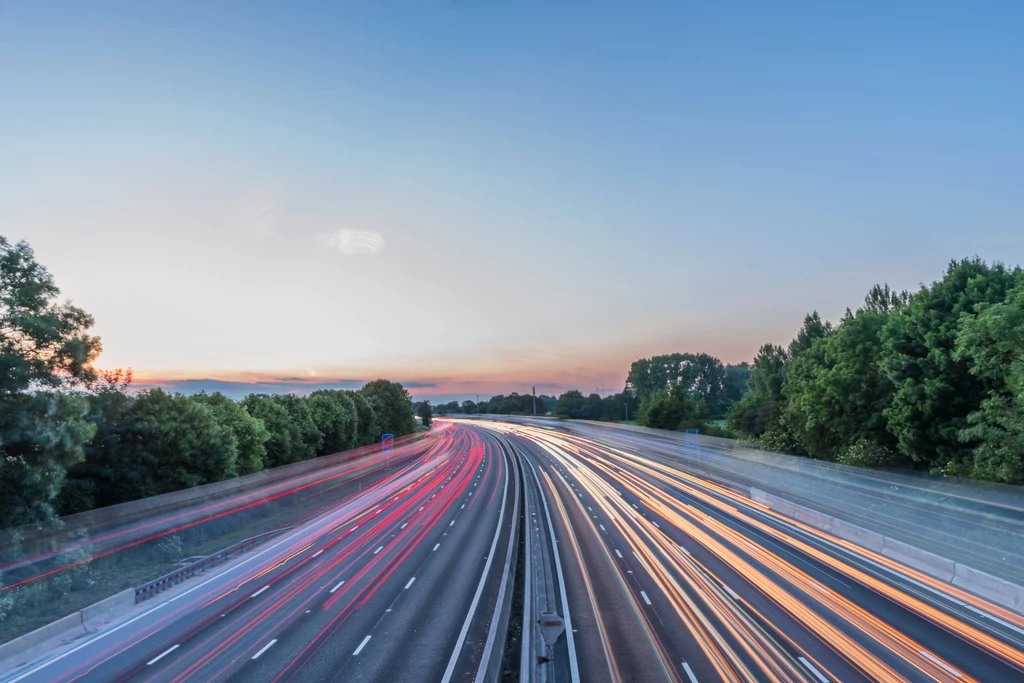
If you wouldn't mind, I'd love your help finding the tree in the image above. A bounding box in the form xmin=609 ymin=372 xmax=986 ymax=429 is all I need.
xmin=783 ymin=288 xmax=909 ymax=464
xmin=553 ymin=390 xmax=587 ymax=419
xmin=344 ymin=391 xmax=380 ymax=445
xmin=788 ymin=311 xmax=833 ymax=358
xmin=189 ymin=392 xmax=270 ymax=473
xmin=306 ymin=390 xmax=357 ymax=455
xmin=722 ymin=363 xmax=751 ymax=405
xmin=881 ymin=258 xmax=1021 ymax=473
xmin=460 ymin=400 xmax=477 ymax=414
xmin=416 ymin=400 xmax=432 ymax=428
xmin=1 ymin=236 xmax=102 ymax=527
xmin=727 ymin=343 xmax=789 ymax=438
xmin=954 ymin=278 xmax=1024 ymax=483
xmin=637 ymin=386 xmax=700 ymax=430
xmin=242 ymin=395 xmax=309 ymax=467
xmin=361 ymin=379 xmax=415 ymax=437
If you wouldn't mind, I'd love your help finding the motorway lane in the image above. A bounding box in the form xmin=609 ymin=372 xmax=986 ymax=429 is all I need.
xmin=478 ymin=421 xmax=1024 ymax=683
xmin=3 ymin=424 xmax=515 ymax=683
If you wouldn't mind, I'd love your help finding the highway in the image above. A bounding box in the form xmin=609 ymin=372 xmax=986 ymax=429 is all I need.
xmin=5 ymin=419 xmax=1024 ymax=682
xmin=3 ymin=425 xmax=516 ymax=683
xmin=484 ymin=420 xmax=1024 ymax=683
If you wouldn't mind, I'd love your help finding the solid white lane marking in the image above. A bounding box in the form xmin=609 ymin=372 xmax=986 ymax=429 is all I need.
xmin=722 ymin=585 xmax=740 ymax=600
xmin=374 ymin=546 xmax=383 ymax=554
xmin=251 ymin=585 xmax=270 ymax=598
xmin=682 ymin=662 xmax=699 ymax=683
xmin=405 ymin=577 xmax=416 ymax=589
xmin=798 ymin=656 xmax=829 ymax=682
xmin=433 ymin=543 xmax=441 ymax=551
xmin=147 ymin=644 xmax=179 ymax=666
xmin=353 ymin=635 xmax=372 ymax=656
xmin=919 ymin=651 xmax=961 ymax=677
xmin=252 ymin=639 xmax=277 ymax=660
xmin=312 ymin=549 xmax=323 ymax=558
xmin=614 ymin=549 xmax=623 ymax=558
xmin=330 ymin=580 xmax=346 ymax=593
xmin=640 ymin=590 xmax=652 ymax=605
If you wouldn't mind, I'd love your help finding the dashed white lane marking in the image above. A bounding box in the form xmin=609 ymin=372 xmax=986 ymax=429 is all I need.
xmin=461 ymin=504 xmax=465 ymax=509
xmin=808 ymin=580 xmax=830 ymax=594
xmin=374 ymin=546 xmax=383 ymax=554
xmin=599 ymin=524 xmax=606 ymax=532
xmin=401 ymin=523 xmax=407 ymax=529
xmin=614 ymin=549 xmax=623 ymax=558
xmin=251 ymin=585 xmax=270 ymax=598
xmin=449 ymin=520 xmax=455 ymax=527
xmin=798 ymin=656 xmax=830 ymax=682
xmin=678 ymin=544 xmax=691 ymax=555
xmin=651 ymin=521 xmax=660 ymax=529
xmin=252 ymin=639 xmax=277 ymax=660
xmin=919 ymin=651 xmax=961 ymax=678
xmin=405 ymin=577 xmax=416 ymax=590
xmin=353 ymin=635 xmax=372 ymax=656
xmin=640 ymin=590 xmax=652 ymax=605
xmin=147 ymin=644 xmax=179 ymax=666
xmin=351 ymin=526 xmax=359 ymax=532
xmin=312 ymin=549 xmax=323 ymax=558
xmin=631 ymin=504 xmax=638 ymax=509
xmin=681 ymin=662 xmax=699 ymax=683
xmin=330 ymin=580 xmax=346 ymax=593
xmin=433 ymin=543 xmax=441 ymax=551
xmin=722 ymin=585 xmax=740 ymax=600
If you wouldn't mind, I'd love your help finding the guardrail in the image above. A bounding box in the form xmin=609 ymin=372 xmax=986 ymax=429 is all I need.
xmin=135 ymin=526 xmax=294 ymax=602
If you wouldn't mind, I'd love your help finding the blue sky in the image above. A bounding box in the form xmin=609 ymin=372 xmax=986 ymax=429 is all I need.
xmin=2 ymin=1 xmax=1022 ymax=402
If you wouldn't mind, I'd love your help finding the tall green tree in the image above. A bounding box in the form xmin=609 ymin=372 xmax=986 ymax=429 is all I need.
xmin=784 ymin=286 xmax=909 ymax=464
xmin=361 ymin=379 xmax=415 ymax=437
xmin=344 ymin=390 xmax=380 ymax=445
xmin=1 ymin=237 xmax=102 ymax=527
xmin=306 ymin=390 xmax=357 ymax=455
xmin=638 ymin=385 xmax=701 ymax=430
xmin=416 ymin=400 xmax=433 ymax=428
xmin=189 ymin=392 xmax=270 ymax=474
xmin=242 ymin=394 xmax=309 ymax=466
xmin=954 ymin=277 xmax=1024 ymax=483
xmin=881 ymin=258 xmax=1021 ymax=473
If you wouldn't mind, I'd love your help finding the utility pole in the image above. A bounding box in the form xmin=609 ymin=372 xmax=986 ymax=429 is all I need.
xmin=532 ymin=386 xmax=537 ymax=415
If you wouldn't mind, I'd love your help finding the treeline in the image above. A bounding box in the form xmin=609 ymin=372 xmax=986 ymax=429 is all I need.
xmin=557 ymin=257 xmax=1022 ymax=484
xmin=432 ymin=393 xmax=556 ymax=416
xmin=725 ymin=259 xmax=1024 ymax=484
xmin=0 ymin=236 xmax=417 ymax=529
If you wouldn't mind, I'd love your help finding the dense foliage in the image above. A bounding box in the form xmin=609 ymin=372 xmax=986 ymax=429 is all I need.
xmin=0 ymin=237 xmax=419 ymax=528
xmin=727 ymin=259 xmax=1024 ymax=483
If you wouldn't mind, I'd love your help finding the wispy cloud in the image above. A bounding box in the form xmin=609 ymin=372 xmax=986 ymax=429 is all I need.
xmin=239 ymin=190 xmax=277 ymax=240
xmin=320 ymin=229 xmax=386 ymax=256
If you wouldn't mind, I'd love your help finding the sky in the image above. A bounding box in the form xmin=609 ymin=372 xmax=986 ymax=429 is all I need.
xmin=2 ymin=1 xmax=1022 ymax=403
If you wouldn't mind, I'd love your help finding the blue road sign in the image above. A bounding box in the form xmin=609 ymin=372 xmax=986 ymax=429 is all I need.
xmin=382 ymin=434 xmax=394 ymax=451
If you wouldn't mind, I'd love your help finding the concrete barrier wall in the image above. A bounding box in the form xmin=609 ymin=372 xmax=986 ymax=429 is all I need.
xmin=0 ymin=611 xmax=86 ymax=670
xmin=80 ymin=589 xmax=136 ymax=632
xmin=880 ymin=537 xmax=955 ymax=582
xmin=0 ymin=589 xmax=137 ymax=672
xmin=748 ymin=487 xmax=1023 ymax=615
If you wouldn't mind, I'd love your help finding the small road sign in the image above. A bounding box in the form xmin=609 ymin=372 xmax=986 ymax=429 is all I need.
xmin=382 ymin=434 xmax=394 ymax=451
xmin=538 ymin=611 xmax=565 ymax=647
